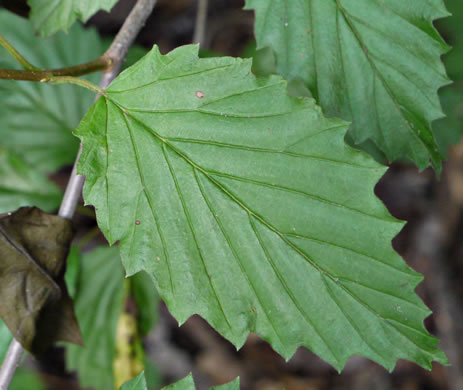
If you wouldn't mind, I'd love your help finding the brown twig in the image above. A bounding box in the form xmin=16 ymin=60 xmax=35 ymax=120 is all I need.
xmin=0 ymin=58 xmax=111 ymax=81
xmin=104 ymin=0 xmax=157 ymax=74
xmin=192 ymin=0 xmax=209 ymax=46
xmin=0 ymin=0 xmax=157 ymax=83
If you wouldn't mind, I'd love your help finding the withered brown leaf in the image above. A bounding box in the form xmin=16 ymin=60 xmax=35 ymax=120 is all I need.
xmin=0 ymin=207 xmax=82 ymax=355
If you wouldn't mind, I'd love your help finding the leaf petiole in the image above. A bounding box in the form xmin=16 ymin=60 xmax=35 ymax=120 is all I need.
xmin=0 ymin=34 xmax=39 ymax=71
xmin=43 ymin=76 xmax=107 ymax=96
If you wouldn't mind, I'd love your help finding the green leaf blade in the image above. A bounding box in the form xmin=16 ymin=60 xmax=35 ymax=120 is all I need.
xmin=121 ymin=372 xmax=147 ymax=390
xmin=0 ymin=148 xmax=61 ymax=213
xmin=245 ymin=0 xmax=451 ymax=171
xmin=27 ymin=0 xmax=118 ymax=36
xmin=76 ymin=45 xmax=447 ymax=371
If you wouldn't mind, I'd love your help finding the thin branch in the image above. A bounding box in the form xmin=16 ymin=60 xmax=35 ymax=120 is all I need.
xmin=0 ymin=0 xmax=158 ymax=388
xmin=193 ymin=0 xmax=208 ymax=46
xmin=0 ymin=35 xmax=39 ymax=71
xmin=0 ymin=340 xmax=23 ymax=390
xmin=105 ymin=0 xmax=158 ymax=71
xmin=47 ymin=76 xmax=107 ymax=96
xmin=58 ymin=0 xmax=158 ymax=221
xmin=0 ymin=57 xmax=111 ymax=82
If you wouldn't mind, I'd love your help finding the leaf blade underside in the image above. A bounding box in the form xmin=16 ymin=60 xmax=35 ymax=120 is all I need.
xmin=0 ymin=148 xmax=61 ymax=213
xmin=245 ymin=0 xmax=450 ymax=172
xmin=76 ymin=45 xmax=447 ymax=371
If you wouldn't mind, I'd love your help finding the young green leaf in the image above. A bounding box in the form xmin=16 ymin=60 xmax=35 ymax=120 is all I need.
xmin=0 ymin=148 xmax=61 ymax=213
xmin=76 ymin=45 xmax=447 ymax=371
xmin=27 ymin=0 xmax=118 ymax=36
xmin=244 ymin=0 xmax=450 ymax=172
xmin=0 ymin=10 xmax=102 ymax=173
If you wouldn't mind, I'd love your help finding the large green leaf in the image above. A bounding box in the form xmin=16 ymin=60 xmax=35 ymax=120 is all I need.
xmin=244 ymin=0 xmax=450 ymax=172
xmin=76 ymin=45 xmax=447 ymax=371
xmin=67 ymin=246 xmax=125 ymax=390
xmin=27 ymin=0 xmax=118 ymax=36
xmin=0 ymin=148 xmax=61 ymax=213
xmin=0 ymin=10 xmax=102 ymax=173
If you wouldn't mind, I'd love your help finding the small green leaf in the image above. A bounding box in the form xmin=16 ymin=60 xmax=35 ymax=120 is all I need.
xmin=64 ymin=246 xmax=81 ymax=298
xmin=0 ymin=148 xmax=61 ymax=213
xmin=27 ymin=0 xmax=118 ymax=36
xmin=245 ymin=0 xmax=451 ymax=172
xmin=76 ymin=45 xmax=447 ymax=371
xmin=121 ymin=372 xmax=147 ymax=390
xmin=163 ymin=374 xmax=240 ymax=390
xmin=0 ymin=207 xmax=81 ymax=355
xmin=67 ymin=246 xmax=125 ymax=390
xmin=0 ymin=10 xmax=102 ymax=173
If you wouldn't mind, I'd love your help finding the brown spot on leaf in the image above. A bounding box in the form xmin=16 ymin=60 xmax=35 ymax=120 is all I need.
xmin=196 ymin=91 xmax=205 ymax=98
xmin=135 ymin=220 xmax=141 ymax=225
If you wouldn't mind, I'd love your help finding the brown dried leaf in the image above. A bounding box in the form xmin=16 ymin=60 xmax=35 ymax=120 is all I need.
xmin=0 ymin=207 xmax=82 ymax=355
